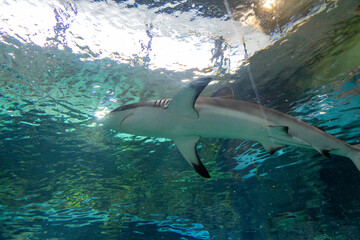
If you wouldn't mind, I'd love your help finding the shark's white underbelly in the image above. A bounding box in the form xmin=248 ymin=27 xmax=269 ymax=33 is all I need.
xmin=122 ymin=105 xmax=278 ymax=142
xmin=120 ymin=104 xmax=352 ymax=158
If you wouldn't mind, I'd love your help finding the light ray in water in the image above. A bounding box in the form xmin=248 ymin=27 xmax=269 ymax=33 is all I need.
xmin=223 ymin=0 xmax=273 ymax=139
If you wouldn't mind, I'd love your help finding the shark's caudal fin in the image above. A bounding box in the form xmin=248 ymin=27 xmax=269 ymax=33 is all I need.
xmin=173 ymin=137 xmax=211 ymax=178
xmin=349 ymin=144 xmax=360 ymax=172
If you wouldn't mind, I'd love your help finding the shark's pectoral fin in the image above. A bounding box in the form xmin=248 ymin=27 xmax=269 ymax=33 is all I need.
xmin=260 ymin=141 xmax=286 ymax=155
xmin=211 ymin=86 xmax=234 ymax=99
xmin=173 ymin=137 xmax=211 ymax=178
xmin=166 ymin=77 xmax=212 ymax=118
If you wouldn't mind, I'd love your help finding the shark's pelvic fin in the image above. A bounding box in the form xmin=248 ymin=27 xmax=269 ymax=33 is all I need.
xmin=313 ymin=147 xmax=332 ymax=158
xmin=260 ymin=141 xmax=286 ymax=155
xmin=262 ymin=126 xmax=289 ymax=154
xmin=166 ymin=77 xmax=212 ymax=118
xmin=211 ymin=86 xmax=234 ymax=99
xmin=173 ymin=136 xmax=211 ymax=178
xmin=321 ymin=150 xmax=332 ymax=158
xmin=267 ymin=126 xmax=290 ymax=137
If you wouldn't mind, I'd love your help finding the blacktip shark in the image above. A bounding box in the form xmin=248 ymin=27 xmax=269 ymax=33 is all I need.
xmin=104 ymin=77 xmax=360 ymax=178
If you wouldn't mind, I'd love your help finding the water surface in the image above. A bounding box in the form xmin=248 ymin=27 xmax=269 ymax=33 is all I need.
xmin=1 ymin=0 xmax=360 ymax=239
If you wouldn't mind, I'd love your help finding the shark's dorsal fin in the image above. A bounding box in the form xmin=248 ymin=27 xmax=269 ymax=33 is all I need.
xmin=166 ymin=77 xmax=212 ymax=118
xmin=211 ymin=87 xmax=234 ymax=99
xmin=173 ymin=136 xmax=211 ymax=178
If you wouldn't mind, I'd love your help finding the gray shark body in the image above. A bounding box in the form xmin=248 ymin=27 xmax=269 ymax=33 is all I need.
xmin=104 ymin=77 xmax=360 ymax=178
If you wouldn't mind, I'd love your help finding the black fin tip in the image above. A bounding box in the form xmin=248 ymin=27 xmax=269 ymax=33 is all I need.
xmin=192 ymin=163 xmax=211 ymax=178
xmin=321 ymin=150 xmax=331 ymax=158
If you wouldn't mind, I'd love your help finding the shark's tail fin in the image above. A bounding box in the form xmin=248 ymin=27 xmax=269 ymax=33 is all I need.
xmin=349 ymin=144 xmax=360 ymax=172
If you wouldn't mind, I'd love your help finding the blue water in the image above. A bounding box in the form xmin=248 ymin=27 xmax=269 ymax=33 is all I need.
xmin=1 ymin=0 xmax=360 ymax=239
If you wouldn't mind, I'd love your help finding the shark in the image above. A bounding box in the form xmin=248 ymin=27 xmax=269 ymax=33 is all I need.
xmin=103 ymin=77 xmax=360 ymax=178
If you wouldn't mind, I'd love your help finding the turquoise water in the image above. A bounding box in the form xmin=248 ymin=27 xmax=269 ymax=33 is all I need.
xmin=1 ymin=0 xmax=360 ymax=239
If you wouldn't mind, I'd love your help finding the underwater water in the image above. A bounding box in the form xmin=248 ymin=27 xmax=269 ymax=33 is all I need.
xmin=1 ymin=0 xmax=360 ymax=239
